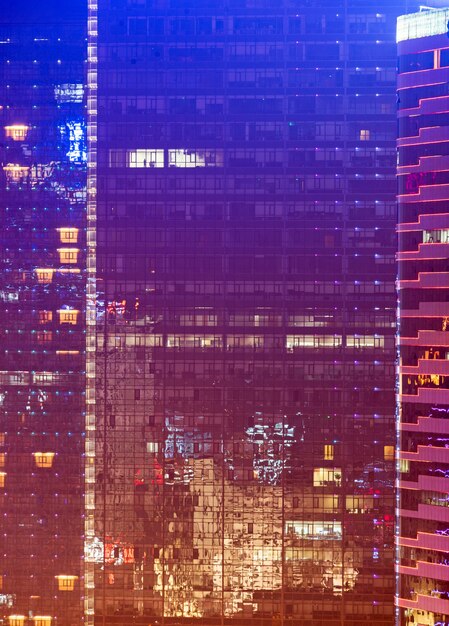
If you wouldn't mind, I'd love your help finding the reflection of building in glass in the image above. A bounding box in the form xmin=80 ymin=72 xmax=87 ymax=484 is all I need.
xmin=0 ymin=4 xmax=86 ymax=625
xmin=89 ymin=1 xmax=414 ymax=625
xmin=397 ymin=8 xmax=449 ymax=626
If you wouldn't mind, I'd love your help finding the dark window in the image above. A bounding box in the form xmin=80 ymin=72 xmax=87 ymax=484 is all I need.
xmin=398 ymin=51 xmax=434 ymax=74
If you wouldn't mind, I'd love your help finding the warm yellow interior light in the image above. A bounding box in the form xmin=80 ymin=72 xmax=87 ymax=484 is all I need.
xmin=35 ymin=269 xmax=55 ymax=284
xmin=38 ymin=311 xmax=53 ymax=324
xmin=33 ymin=452 xmax=55 ymax=468
xmin=58 ymin=309 xmax=79 ymax=325
xmin=33 ymin=617 xmax=52 ymax=626
xmin=3 ymin=164 xmax=29 ymax=181
xmin=58 ymin=248 xmax=79 ymax=264
xmin=57 ymin=227 xmax=79 ymax=243
xmin=5 ymin=124 xmax=29 ymax=140
xmin=55 ymin=575 xmax=78 ymax=591
xmin=56 ymin=350 xmax=80 ymax=355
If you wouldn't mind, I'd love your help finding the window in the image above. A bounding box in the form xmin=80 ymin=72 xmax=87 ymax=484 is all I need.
xmin=313 ymin=468 xmax=342 ymax=487
xmin=39 ymin=311 xmax=53 ymax=324
xmin=168 ymin=149 xmax=223 ymax=168
xmin=286 ymin=520 xmax=342 ymax=540
xmin=58 ymin=227 xmax=79 ymax=243
xmin=58 ymin=248 xmax=79 ymax=264
xmin=360 ymin=129 xmax=370 ymax=141
xmin=4 ymin=124 xmax=29 ymax=141
xmin=58 ymin=309 xmax=79 ymax=325
xmin=127 ymin=149 xmax=164 ymax=168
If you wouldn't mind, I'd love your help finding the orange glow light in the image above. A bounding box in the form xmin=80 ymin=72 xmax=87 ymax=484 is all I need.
xmin=35 ymin=269 xmax=55 ymax=284
xmin=4 ymin=124 xmax=29 ymax=140
xmin=33 ymin=617 xmax=52 ymax=626
xmin=57 ymin=227 xmax=79 ymax=243
xmin=58 ymin=309 xmax=79 ymax=325
xmin=55 ymin=575 xmax=78 ymax=591
xmin=58 ymin=248 xmax=79 ymax=264
xmin=33 ymin=452 xmax=55 ymax=468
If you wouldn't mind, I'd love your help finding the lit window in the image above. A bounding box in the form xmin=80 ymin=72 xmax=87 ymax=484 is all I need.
xmin=423 ymin=229 xmax=449 ymax=244
xmin=324 ymin=444 xmax=334 ymax=460
xmin=54 ymin=83 xmax=84 ymax=103
xmin=56 ymin=350 xmax=80 ymax=356
xmin=4 ymin=124 xmax=29 ymax=141
xmin=0 ymin=454 xmax=5 ymax=468
xmin=313 ymin=467 xmax=342 ymax=487
xmin=285 ymin=520 xmax=342 ymax=540
xmin=58 ymin=309 xmax=79 ymax=325
xmin=346 ymin=495 xmax=374 ymax=513
xmin=58 ymin=248 xmax=79 ymax=264
xmin=33 ymin=617 xmax=52 ymax=626
xmin=360 ymin=129 xmax=370 ymax=141
xmin=38 ymin=311 xmax=53 ymax=324
xmin=346 ymin=335 xmax=384 ymax=348
xmin=33 ymin=452 xmax=55 ymax=468
xmin=58 ymin=268 xmax=81 ymax=276
xmin=3 ymin=164 xmax=29 ymax=182
xmin=126 ymin=149 xmax=164 ymax=168
xmin=35 ymin=268 xmax=55 ymax=284
xmin=57 ymin=227 xmax=79 ymax=243
xmin=8 ymin=617 xmax=25 ymax=626
xmin=168 ymin=149 xmax=223 ymax=168
xmin=37 ymin=331 xmax=53 ymax=344
xmin=286 ymin=334 xmax=342 ymax=349
xmin=55 ymin=575 xmax=78 ymax=591
xmin=384 ymin=445 xmax=394 ymax=461
xmin=397 ymin=9 xmax=449 ymax=43
xmin=0 ymin=472 xmax=6 ymax=488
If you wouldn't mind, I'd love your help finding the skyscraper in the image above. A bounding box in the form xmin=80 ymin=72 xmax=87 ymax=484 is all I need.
xmin=0 ymin=3 xmax=86 ymax=625
xmin=397 ymin=7 xmax=449 ymax=626
xmin=88 ymin=1 xmax=417 ymax=624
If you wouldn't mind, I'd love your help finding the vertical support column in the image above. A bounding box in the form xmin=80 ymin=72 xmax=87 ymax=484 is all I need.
xmin=85 ymin=2 xmax=98 ymax=624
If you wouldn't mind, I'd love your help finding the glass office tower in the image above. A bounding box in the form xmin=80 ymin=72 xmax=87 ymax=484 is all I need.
xmin=397 ymin=8 xmax=449 ymax=626
xmin=0 ymin=3 xmax=86 ymax=626
xmin=89 ymin=1 xmax=415 ymax=625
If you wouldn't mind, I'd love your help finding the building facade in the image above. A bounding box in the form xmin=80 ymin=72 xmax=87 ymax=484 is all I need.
xmin=89 ymin=0 xmax=414 ymax=625
xmin=0 ymin=3 xmax=86 ymax=626
xmin=397 ymin=8 xmax=449 ymax=626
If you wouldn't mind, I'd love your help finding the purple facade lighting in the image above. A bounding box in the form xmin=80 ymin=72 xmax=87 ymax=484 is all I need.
xmin=89 ymin=1 xmax=413 ymax=624
xmin=397 ymin=7 xmax=449 ymax=626
xmin=0 ymin=3 xmax=87 ymax=625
